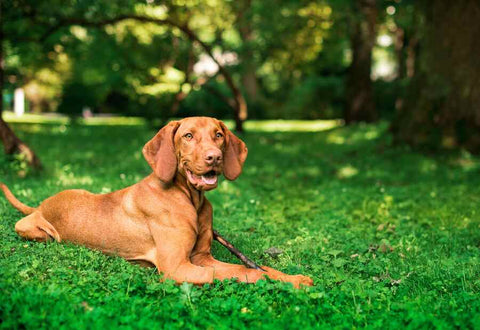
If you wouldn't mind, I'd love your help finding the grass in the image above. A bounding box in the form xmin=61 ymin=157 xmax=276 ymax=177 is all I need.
xmin=3 ymin=111 xmax=341 ymax=131
xmin=1 ymin=118 xmax=480 ymax=328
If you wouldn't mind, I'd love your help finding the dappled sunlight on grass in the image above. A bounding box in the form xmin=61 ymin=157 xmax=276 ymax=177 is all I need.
xmin=215 ymin=179 xmax=241 ymax=195
xmin=419 ymin=159 xmax=438 ymax=174
xmin=1 ymin=120 xmax=480 ymax=328
xmin=325 ymin=121 xmax=388 ymax=146
xmin=448 ymin=151 xmax=480 ymax=173
xmin=82 ymin=116 xmax=146 ymax=126
xmin=242 ymin=119 xmax=342 ymax=132
xmin=326 ymin=133 xmax=346 ymax=144
xmin=4 ymin=111 xmax=146 ymax=126
xmin=3 ymin=111 xmax=70 ymax=124
xmin=53 ymin=165 xmax=95 ymax=187
xmin=336 ymin=165 xmax=359 ymax=179
xmin=5 ymin=113 xmax=344 ymax=132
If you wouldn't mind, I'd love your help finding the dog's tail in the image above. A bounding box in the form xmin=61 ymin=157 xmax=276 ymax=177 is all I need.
xmin=0 ymin=183 xmax=36 ymax=215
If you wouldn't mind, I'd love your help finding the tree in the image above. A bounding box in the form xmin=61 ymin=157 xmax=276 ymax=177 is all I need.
xmin=391 ymin=0 xmax=480 ymax=152
xmin=0 ymin=2 xmax=42 ymax=169
xmin=232 ymin=0 xmax=258 ymax=104
xmin=344 ymin=0 xmax=377 ymax=124
xmin=1 ymin=0 xmax=249 ymax=169
xmin=40 ymin=14 xmax=249 ymax=131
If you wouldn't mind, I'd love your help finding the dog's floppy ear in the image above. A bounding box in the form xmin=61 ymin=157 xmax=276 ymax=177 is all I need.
xmin=219 ymin=121 xmax=248 ymax=181
xmin=143 ymin=120 xmax=180 ymax=183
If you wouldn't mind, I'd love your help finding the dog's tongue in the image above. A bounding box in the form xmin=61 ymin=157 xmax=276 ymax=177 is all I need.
xmin=187 ymin=170 xmax=217 ymax=186
xmin=201 ymin=174 xmax=217 ymax=185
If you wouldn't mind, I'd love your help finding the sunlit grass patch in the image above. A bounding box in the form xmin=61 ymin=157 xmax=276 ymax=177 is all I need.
xmin=325 ymin=121 xmax=388 ymax=145
xmin=3 ymin=111 xmax=70 ymax=124
xmin=4 ymin=111 xmax=146 ymax=126
xmin=336 ymin=165 xmax=359 ymax=179
xmin=243 ymin=119 xmax=343 ymax=132
xmin=6 ymin=113 xmax=345 ymax=132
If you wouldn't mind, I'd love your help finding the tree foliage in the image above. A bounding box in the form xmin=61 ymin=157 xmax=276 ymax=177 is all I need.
xmin=2 ymin=0 xmax=480 ymax=154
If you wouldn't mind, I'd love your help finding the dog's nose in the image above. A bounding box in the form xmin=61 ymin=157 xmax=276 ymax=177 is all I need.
xmin=205 ymin=149 xmax=222 ymax=165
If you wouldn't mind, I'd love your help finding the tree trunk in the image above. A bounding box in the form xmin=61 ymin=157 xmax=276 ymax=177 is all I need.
xmin=393 ymin=25 xmax=405 ymax=112
xmin=344 ymin=0 xmax=377 ymax=124
xmin=0 ymin=14 xmax=42 ymax=170
xmin=391 ymin=0 xmax=480 ymax=152
xmin=242 ymin=64 xmax=258 ymax=102
xmin=0 ymin=117 xmax=42 ymax=169
xmin=405 ymin=35 xmax=418 ymax=79
xmin=237 ymin=0 xmax=258 ymax=103
xmin=394 ymin=26 xmax=405 ymax=80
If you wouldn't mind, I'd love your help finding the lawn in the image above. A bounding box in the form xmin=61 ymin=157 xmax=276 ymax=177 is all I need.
xmin=1 ymin=119 xmax=480 ymax=328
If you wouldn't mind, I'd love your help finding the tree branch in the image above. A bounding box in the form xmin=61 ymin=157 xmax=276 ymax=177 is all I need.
xmin=36 ymin=14 xmax=247 ymax=129
xmin=213 ymin=230 xmax=265 ymax=271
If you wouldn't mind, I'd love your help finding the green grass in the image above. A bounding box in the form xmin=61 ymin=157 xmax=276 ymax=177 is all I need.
xmin=3 ymin=111 xmax=341 ymax=131
xmin=1 ymin=119 xmax=480 ymax=329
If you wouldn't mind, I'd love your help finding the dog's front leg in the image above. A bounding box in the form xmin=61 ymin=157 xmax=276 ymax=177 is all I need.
xmin=191 ymin=241 xmax=313 ymax=288
xmin=147 ymin=213 xmax=267 ymax=285
xmin=190 ymin=200 xmax=313 ymax=288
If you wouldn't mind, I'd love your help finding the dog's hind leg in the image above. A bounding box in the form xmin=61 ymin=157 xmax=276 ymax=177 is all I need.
xmin=15 ymin=212 xmax=61 ymax=242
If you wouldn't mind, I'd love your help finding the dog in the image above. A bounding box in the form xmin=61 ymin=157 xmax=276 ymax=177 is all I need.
xmin=1 ymin=117 xmax=313 ymax=288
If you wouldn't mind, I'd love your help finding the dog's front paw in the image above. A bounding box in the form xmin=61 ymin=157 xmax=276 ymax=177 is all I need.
xmin=290 ymin=274 xmax=314 ymax=288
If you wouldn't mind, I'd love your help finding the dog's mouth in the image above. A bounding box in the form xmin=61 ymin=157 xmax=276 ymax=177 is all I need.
xmin=185 ymin=169 xmax=218 ymax=188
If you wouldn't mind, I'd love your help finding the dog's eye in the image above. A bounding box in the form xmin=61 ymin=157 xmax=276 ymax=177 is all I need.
xmin=184 ymin=133 xmax=193 ymax=140
xmin=216 ymin=132 xmax=223 ymax=139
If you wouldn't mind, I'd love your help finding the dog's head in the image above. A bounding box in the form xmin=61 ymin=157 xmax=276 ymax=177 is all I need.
xmin=143 ymin=117 xmax=247 ymax=191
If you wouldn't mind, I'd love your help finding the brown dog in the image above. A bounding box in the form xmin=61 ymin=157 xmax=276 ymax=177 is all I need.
xmin=1 ymin=117 xmax=313 ymax=288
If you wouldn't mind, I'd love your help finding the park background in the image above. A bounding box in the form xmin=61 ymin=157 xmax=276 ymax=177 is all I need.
xmin=1 ymin=0 xmax=480 ymax=328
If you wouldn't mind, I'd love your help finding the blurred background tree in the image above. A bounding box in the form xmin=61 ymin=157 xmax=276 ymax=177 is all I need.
xmin=391 ymin=0 xmax=480 ymax=151
xmin=2 ymin=0 xmax=480 ymax=169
